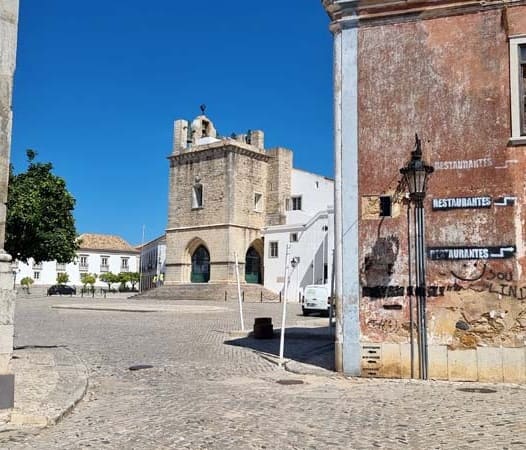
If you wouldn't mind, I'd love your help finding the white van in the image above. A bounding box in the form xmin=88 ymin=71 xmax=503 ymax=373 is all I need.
xmin=301 ymin=284 xmax=331 ymax=316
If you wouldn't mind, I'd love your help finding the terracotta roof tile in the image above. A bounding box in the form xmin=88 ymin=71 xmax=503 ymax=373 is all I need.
xmin=78 ymin=234 xmax=139 ymax=253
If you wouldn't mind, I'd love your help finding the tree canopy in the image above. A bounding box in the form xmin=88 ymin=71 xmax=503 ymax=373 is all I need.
xmin=80 ymin=273 xmax=97 ymax=287
xmin=6 ymin=150 xmax=78 ymax=264
xmin=56 ymin=272 xmax=69 ymax=284
xmin=99 ymin=272 xmax=119 ymax=290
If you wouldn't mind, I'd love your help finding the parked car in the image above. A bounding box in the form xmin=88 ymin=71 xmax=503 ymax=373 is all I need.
xmin=301 ymin=284 xmax=331 ymax=316
xmin=47 ymin=284 xmax=76 ymax=296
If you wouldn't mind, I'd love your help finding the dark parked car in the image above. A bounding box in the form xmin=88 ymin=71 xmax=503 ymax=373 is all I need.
xmin=47 ymin=284 xmax=76 ymax=296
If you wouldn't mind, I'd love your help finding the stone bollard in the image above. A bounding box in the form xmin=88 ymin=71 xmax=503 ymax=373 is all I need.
xmin=253 ymin=317 xmax=273 ymax=339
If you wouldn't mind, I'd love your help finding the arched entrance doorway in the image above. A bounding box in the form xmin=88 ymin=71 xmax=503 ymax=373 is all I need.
xmin=245 ymin=247 xmax=262 ymax=284
xmin=191 ymin=245 xmax=210 ymax=283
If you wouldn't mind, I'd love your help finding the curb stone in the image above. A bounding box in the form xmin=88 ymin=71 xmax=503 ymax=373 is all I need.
xmin=6 ymin=346 xmax=88 ymax=428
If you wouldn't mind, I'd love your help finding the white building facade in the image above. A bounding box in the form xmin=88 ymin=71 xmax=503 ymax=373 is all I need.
xmin=14 ymin=234 xmax=139 ymax=291
xmin=263 ymin=169 xmax=334 ymax=302
xmin=139 ymin=234 xmax=166 ymax=291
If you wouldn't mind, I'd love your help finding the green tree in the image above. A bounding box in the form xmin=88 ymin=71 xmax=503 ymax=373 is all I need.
xmin=128 ymin=272 xmax=140 ymax=291
xmin=56 ymin=272 xmax=69 ymax=284
xmin=80 ymin=273 xmax=97 ymax=296
xmin=20 ymin=276 xmax=34 ymax=293
xmin=99 ymin=272 xmax=118 ymax=291
xmin=6 ymin=150 xmax=78 ymax=264
xmin=117 ymin=272 xmax=130 ymax=291
xmin=80 ymin=273 xmax=97 ymax=289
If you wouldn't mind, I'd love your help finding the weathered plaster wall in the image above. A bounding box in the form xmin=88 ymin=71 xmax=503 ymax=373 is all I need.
xmin=357 ymin=5 xmax=526 ymax=380
xmin=0 ymin=0 xmax=18 ymax=249
xmin=0 ymin=0 xmax=18 ymax=406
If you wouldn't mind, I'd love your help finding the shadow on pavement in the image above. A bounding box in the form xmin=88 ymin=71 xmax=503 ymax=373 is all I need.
xmin=224 ymin=326 xmax=335 ymax=371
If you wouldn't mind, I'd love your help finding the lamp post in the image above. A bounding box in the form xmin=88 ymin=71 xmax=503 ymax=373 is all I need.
xmin=400 ymin=134 xmax=434 ymax=380
xmin=279 ymin=249 xmax=298 ymax=367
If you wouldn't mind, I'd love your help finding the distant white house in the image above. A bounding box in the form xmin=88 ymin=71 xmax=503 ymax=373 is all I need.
xmin=138 ymin=234 xmax=166 ymax=291
xmin=263 ymin=169 xmax=334 ymax=301
xmin=14 ymin=233 xmax=139 ymax=290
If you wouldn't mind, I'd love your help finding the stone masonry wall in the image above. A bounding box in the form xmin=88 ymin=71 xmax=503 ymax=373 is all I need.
xmin=0 ymin=0 xmax=18 ymax=405
xmin=165 ymin=140 xmax=271 ymax=285
xmin=230 ymin=151 xmax=267 ymax=230
xmin=168 ymin=149 xmax=229 ymax=229
xmin=266 ymin=148 xmax=292 ymax=226
xmin=0 ymin=0 xmax=18 ymax=249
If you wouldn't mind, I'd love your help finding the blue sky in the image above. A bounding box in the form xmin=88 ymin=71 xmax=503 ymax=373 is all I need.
xmin=11 ymin=1 xmax=333 ymax=245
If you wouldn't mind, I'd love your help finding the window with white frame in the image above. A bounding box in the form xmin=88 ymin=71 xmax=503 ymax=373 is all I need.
xmin=192 ymin=183 xmax=203 ymax=209
xmin=510 ymin=37 xmax=526 ymax=143
xmin=79 ymin=255 xmax=88 ymax=272
xmin=100 ymin=256 xmax=109 ymax=272
xmin=269 ymin=241 xmax=278 ymax=258
xmin=254 ymin=193 xmax=263 ymax=212
xmin=290 ymin=232 xmax=298 ymax=242
xmin=121 ymin=257 xmax=129 ymax=272
xmin=33 ymin=271 xmax=40 ymax=280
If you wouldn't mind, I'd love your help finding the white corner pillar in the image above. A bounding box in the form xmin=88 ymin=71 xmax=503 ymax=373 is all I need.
xmin=330 ymin=8 xmax=361 ymax=376
xmin=0 ymin=0 xmax=19 ymax=409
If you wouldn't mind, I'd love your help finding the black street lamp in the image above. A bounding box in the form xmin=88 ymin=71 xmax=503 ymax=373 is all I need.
xmin=400 ymin=134 xmax=434 ymax=380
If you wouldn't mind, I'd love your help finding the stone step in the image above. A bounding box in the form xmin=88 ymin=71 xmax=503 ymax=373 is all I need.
xmin=134 ymin=283 xmax=280 ymax=302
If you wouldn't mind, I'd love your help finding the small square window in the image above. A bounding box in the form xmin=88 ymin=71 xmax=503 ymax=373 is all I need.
xmin=379 ymin=196 xmax=392 ymax=217
xmin=290 ymin=233 xmax=298 ymax=242
xmin=269 ymin=242 xmax=278 ymax=258
xmin=291 ymin=196 xmax=302 ymax=211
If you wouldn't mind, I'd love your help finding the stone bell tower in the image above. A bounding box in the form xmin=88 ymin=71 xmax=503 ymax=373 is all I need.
xmin=164 ymin=113 xmax=291 ymax=290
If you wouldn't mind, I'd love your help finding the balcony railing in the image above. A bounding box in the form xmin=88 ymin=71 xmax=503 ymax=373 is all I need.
xmin=120 ymin=266 xmax=129 ymax=273
xmin=79 ymin=264 xmax=89 ymax=272
xmin=100 ymin=265 xmax=109 ymax=272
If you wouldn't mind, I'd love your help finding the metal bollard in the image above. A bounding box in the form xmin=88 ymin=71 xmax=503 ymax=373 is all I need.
xmin=279 ymin=291 xmax=282 ymax=303
xmin=242 ymin=291 xmax=245 ymax=303
xmin=225 ymin=291 xmax=227 ymax=302
xmin=260 ymin=291 xmax=263 ymax=303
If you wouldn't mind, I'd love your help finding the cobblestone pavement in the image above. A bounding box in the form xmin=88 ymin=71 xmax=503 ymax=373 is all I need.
xmin=2 ymin=296 xmax=526 ymax=449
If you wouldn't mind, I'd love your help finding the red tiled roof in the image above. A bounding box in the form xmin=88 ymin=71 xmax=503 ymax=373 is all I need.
xmin=78 ymin=234 xmax=139 ymax=253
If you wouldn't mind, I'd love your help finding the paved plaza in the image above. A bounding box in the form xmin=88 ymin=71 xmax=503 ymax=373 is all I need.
xmin=1 ymin=295 xmax=526 ymax=449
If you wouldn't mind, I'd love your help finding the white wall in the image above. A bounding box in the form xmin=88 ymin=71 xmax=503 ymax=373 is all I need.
xmin=139 ymin=235 xmax=167 ymax=290
xmin=286 ymin=169 xmax=333 ymax=223
xmin=263 ymin=169 xmax=334 ymax=301
xmin=264 ymin=208 xmax=334 ymax=302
